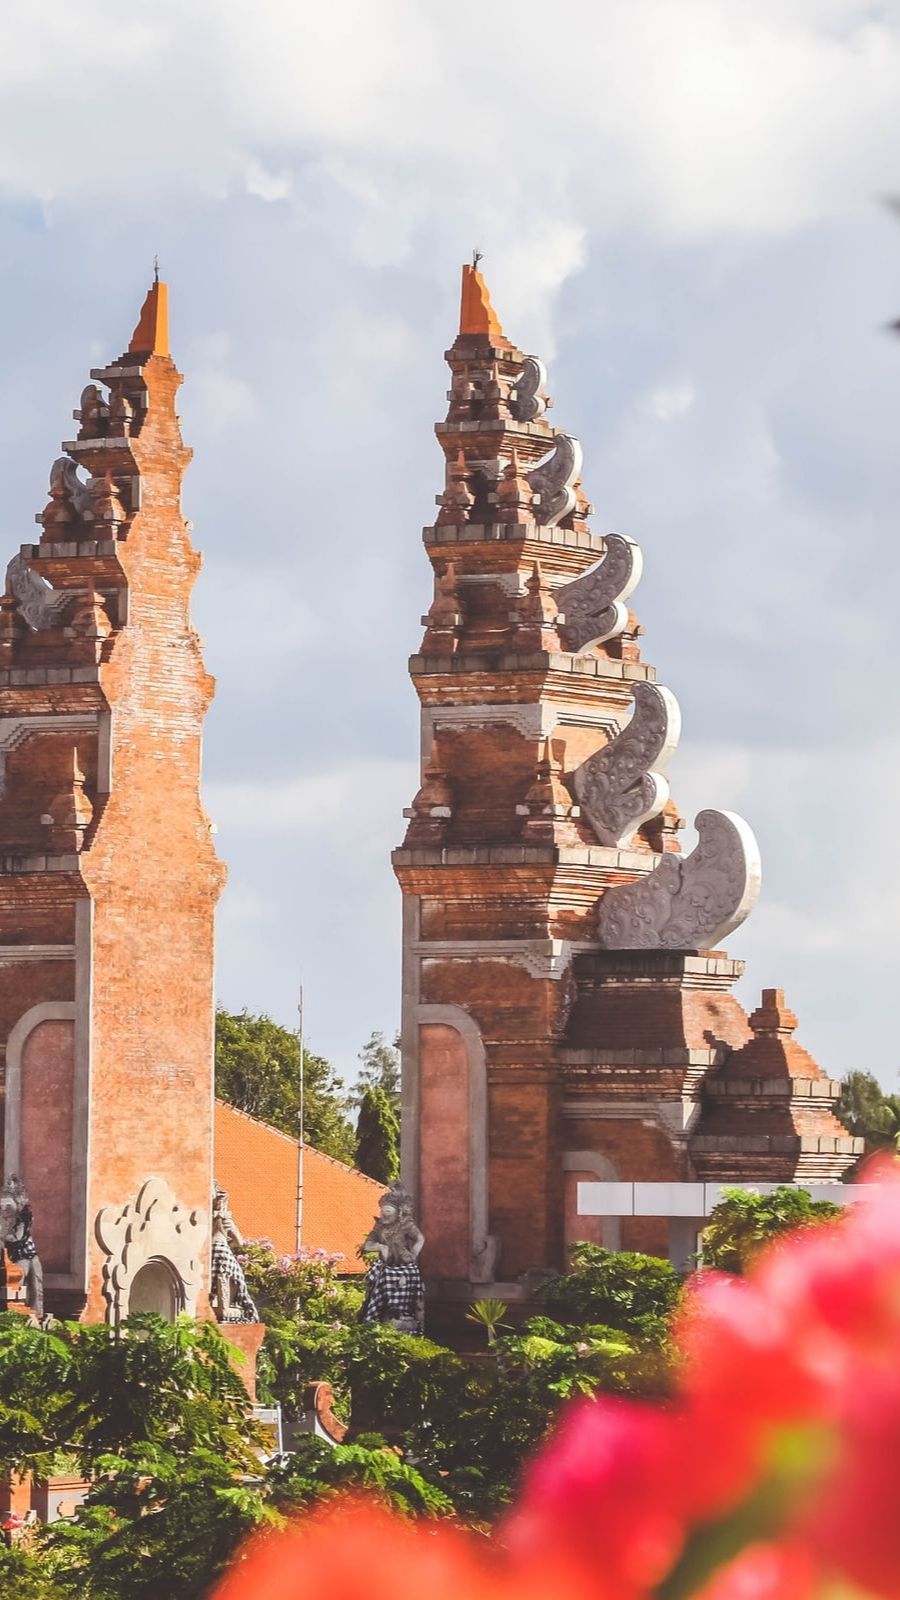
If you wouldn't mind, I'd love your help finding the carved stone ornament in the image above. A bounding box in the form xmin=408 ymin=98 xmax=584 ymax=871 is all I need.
xmin=596 ymin=808 xmax=762 ymax=951
xmin=557 ymin=533 xmax=644 ymax=653
xmin=96 ymin=1176 xmax=208 ymax=1327
xmin=50 ymin=457 xmax=93 ymax=519
xmin=573 ymin=682 xmax=681 ymax=847
xmin=5 ymin=555 xmax=69 ymax=631
xmin=527 ymin=433 xmax=583 ymax=527
xmin=509 ymin=355 xmax=548 ymax=421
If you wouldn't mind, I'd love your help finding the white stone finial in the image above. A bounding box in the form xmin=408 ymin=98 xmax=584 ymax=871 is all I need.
xmin=557 ymin=533 xmax=643 ymax=653
xmin=596 ymin=808 xmax=762 ymax=950
xmin=573 ymin=681 xmax=682 ymax=848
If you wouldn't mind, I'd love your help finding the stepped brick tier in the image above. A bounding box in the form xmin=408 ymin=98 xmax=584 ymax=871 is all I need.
xmin=0 ymin=278 xmax=225 ymax=1321
xmin=393 ymin=265 xmax=861 ymax=1289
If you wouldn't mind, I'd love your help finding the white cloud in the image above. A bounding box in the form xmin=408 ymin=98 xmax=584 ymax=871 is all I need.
xmin=242 ymin=157 xmax=292 ymax=203
xmin=639 ymin=380 xmax=696 ymax=422
xmin=205 ymin=759 xmax=417 ymax=834
xmin=185 ymin=333 xmax=257 ymax=432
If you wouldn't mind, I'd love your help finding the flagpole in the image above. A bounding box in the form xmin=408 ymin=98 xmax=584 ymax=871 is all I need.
xmin=296 ymin=984 xmax=304 ymax=1253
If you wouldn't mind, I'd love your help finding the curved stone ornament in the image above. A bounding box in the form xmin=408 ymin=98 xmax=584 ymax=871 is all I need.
xmin=51 ymin=457 xmax=93 ymax=518
xmin=527 ymin=433 xmax=582 ymax=527
xmin=573 ymin=682 xmax=681 ymax=847
xmin=509 ymin=355 xmax=548 ymax=421
xmin=596 ymin=809 xmax=762 ymax=951
xmin=5 ymin=554 xmax=69 ymax=631
xmin=557 ymin=533 xmax=643 ymax=653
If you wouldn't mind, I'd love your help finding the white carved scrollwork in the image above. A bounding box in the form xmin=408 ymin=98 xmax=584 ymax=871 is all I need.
xmin=596 ymin=809 xmax=762 ymax=951
xmin=509 ymin=356 xmax=548 ymax=421
xmin=573 ymin=682 xmax=681 ymax=847
xmin=96 ymin=1176 xmax=208 ymax=1327
xmin=557 ymin=533 xmax=643 ymax=653
xmin=5 ymin=555 xmax=69 ymax=631
xmin=527 ymin=434 xmax=582 ymax=527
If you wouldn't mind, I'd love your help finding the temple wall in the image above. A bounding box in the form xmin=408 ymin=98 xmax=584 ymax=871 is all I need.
xmin=419 ymin=1023 xmax=470 ymax=1278
xmin=20 ymin=1018 xmax=74 ymax=1274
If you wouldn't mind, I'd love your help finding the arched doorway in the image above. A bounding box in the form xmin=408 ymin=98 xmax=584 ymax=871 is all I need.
xmin=127 ymin=1258 xmax=182 ymax=1321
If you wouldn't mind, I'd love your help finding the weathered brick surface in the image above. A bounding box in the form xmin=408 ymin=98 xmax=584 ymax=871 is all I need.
xmin=419 ymin=1024 xmax=470 ymax=1278
xmin=20 ymin=1022 xmax=74 ymax=1272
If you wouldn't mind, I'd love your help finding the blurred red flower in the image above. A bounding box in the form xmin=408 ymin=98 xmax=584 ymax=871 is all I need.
xmin=215 ymin=1165 xmax=900 ymax=1600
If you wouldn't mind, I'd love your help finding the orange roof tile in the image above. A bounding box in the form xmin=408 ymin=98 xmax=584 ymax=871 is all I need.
xmin=213 ymin=1100 xmax=385 ymax=1272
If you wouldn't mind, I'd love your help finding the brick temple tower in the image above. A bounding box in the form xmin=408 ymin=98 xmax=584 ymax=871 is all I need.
xmin=393 ymin=266 xmax=859 ymax=1298
xmin=0 ymin=278 xmax=224 ymax=1321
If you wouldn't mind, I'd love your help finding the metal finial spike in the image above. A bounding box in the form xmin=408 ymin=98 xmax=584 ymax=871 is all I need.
xmin=153 ymin=255 xmax=160 ymax=284
xmin=472 ymin=248 xmax=483 ymax=270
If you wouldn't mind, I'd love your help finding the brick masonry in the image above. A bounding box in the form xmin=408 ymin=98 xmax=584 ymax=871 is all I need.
xmin=0 ymin=279 xmax=225 ymax=1320
xmin=394 ymin=266 xmax=863 ymax=1293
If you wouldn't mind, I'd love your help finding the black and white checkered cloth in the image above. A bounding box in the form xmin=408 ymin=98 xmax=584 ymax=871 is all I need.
xmin=211 ymin=1237 xmax=258 ymax=1322
xmin=6 ymin=1206 xmax=37 ymax=1263
xmin=362 ymin=1261 xmax=424 ymax=1333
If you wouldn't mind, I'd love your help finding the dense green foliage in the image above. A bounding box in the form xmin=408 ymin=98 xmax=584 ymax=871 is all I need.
xmin=700 ymin=1185 xmax=843 ymax=1274
xmin=0 ymin=1312 xmax=453 ymax=1600
xmin=251 ymin=1242 xmax=675 ymax=1521
xmin=838 ymin=1068 xmax=900 ymax=1149
xmin=215 ymin=1007 xmax=355 ymax=1163
xmin=354 ymin=1085 xmax=400 ymax=1182
xmin=0 ymin=1243 xmax=688 ymax=1592
xmin=0 ymin=1314 xmax=270 ymax=1600
xmin=348 ymin=1030 xmax=401 ymax=1113
xmin=541 ymin=1244 xmax=681 ymax=1346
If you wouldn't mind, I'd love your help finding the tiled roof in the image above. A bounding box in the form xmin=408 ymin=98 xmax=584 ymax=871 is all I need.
xmin=213 ymin=1100 xmax=386 ymax=1272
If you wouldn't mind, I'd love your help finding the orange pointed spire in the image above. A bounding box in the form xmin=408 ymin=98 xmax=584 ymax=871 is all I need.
xmin=128 ymin=269 xmax=169 ymax=357
xmin=459 ymin=262 xmax=505 ymax=340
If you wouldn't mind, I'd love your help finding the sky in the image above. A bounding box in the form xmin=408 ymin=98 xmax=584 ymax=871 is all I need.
xmin=0 ymin=0 xmax=899 ymax=1089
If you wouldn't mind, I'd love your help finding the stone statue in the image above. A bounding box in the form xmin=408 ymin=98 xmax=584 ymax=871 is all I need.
xmin=210 ymin=1184 xmax=258 ymax=1324
xmin=361 ymin=1182 xmax=425 ymax=1336
xmin=0 ymin=1176 xmax=43 ymax=1320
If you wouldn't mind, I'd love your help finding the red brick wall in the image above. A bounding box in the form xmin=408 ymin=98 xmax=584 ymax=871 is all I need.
xmin=20 ymin=1020 xmax=74 ymax=1273
xmin=419 ymin=1023 xmax=470 ymax=1278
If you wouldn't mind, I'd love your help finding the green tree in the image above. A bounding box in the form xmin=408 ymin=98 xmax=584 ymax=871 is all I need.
xmin=215 ymin=1007 xmax=354 ymax=1164
xmin=838 ymin=1069 xmax=900 ymax=1147
xmin=0 ymin=1314 xmax=272 ymax=1600
xmin=349 ymin=1029 xmax=401 ymax=1113
xmin=355 ymin=1085 xmax=400 ymax=1183
xmin=700 ymin=1185 xmax=842 ymax=1275
xmin=541 ymin=1245 xmax=681 ymax=1344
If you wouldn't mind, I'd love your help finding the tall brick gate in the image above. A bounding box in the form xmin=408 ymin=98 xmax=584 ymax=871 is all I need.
xmin=0 ymin=278 xmax=224 ymax=1321
xmin=394 ymin=265 xmax=860 ymax=1298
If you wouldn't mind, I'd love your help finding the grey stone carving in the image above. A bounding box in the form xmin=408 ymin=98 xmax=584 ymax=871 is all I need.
xmin=527 ymin=433 xmax=583 ymax=527
xmin=0 ymin=1175 xmax=43 ymax=1319
xmin=5 ymin=555 xmax=69 ymax=632
xmin=596 ymin=809 xmax=762 ymax=951
xmin=509 ymin=355 xmax=548 ymax=421
xmin=97 ymin=1176 xmax=207 ymax=1327
xmin=50 ymin=457 xmax=94 ymax=518
xmin=361 ymin=1182 xmax=425 ymax=1336
xmin=557 ymin=533 xmax=644 ymax=653
xmin=573 ymin=682 xmax=681 ymax=847
xmin=210 ymin=1185 xmax=258 ymax=1324
xmin=76 ymin=384 xmax=108 ymax=433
